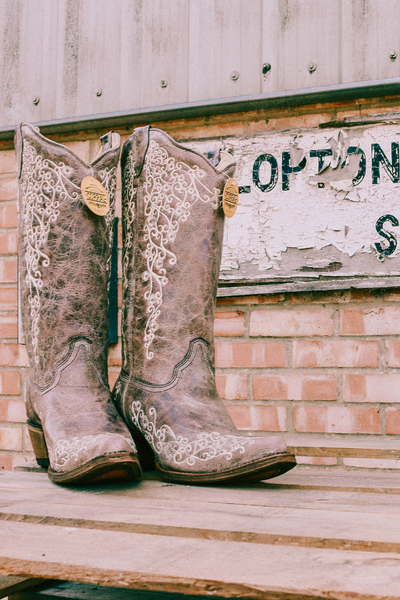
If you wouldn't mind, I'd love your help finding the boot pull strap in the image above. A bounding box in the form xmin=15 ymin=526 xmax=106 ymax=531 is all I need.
xmin=121 ymin=125 xmax=150 ymax=178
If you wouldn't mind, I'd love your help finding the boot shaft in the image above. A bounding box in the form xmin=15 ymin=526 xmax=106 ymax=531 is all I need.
xmin=16 ymin=123 xmax=120 ymax=385
xmin=121 ymin=126 xmax=235 ymax=383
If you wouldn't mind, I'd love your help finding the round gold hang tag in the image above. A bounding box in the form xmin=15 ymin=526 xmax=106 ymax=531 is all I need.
xmin=81 ymin=176 xmax=110 ymax=216
xmin=222 ymin=178 xmax=239 ymax=218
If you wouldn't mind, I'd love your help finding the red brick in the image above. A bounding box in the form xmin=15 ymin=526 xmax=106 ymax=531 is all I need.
xmin=250 ymin=308 xmax=334 ymax=337
xmin=118 ymin=283 xmax=122 ymax=308
xmin=386 ymin=408 xmax=400 ymax=434
xmin=253 ymin=373 xmax=336 ymax=401
xmin=108 ymin=371 xmax=119 ymax=390
xmin=215 ymin=373 xmax=247 ymax=400
xmin=217 ymin=294 xmax=285 ymax=306
xmin=0 ymin=204 xmax=17 ymax=228
xmin=0 ymin=315 xmax=18 ymax=339
xmin=0 ymin=399 xmax=25 ymax=422
xmin=226 ymin=404 xmax=287 ymax=431
xmin=215 ymin=341 xmax=287 ymax=368
xmin=0 ymin=177 xmax=17 ymax=201
xmin=0 ymin=371 xmax=20 ymax=395
xmin=0 ymin=150 xmax=16 ymax=174
xmin=385 ymin=340 xmax=400 ymax=367
xmin=343 ymin=373 xmax=400 ymax=403
xmin=383 ymin=288 xmax=400 ymax=301
xmin=0 ymin=454 xmax=13 ymax=470
xmin=0 ymin=231 xmax=18 ymax=254
xmin=108 ymin=343 xmax=122 ymax=366
xmin=350 ymin=289 xmax=377 ymax=302
xmin=296 ymin=457 xmax=337 ymax=466
xmin=64 ymin=141 xmax=90 ymax=163
xmin=290 ymin=290 xmax=350 ymax=304
xmin=0 ymin=343 xmax=29 ymax=367
xmin=293 ymin=340 xmax=379 ymax=368
xmin=293 ymin=406 xmax=380 ymax=434
xmin=0 ymin=287 xmax=17 ymax=310
xmin=0 ymin=259 xmax=17 ymax=283
xmin=214 ymin=311 xmax=245 ymax=336
xmin=0 ymin=426 xmax=23 ymax=451
xmin=340 ymin=307 xmax=400 ymax=335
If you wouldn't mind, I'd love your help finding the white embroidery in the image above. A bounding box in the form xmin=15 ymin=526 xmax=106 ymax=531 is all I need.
xmin=142 ymin=141 xmax=220 ymax=359
xmin=98 ymin=166 xmax=117 ymax=264
xmin=20 ymin=143 xmax=117 ymax=365
xmin=131 ymin=400 xmax=254 ymax=467
xmin=20 ymin=142 xmax=79 ymax=364
xmin=49 ymin=433 xmax=137 ymax=472
xmin=121 ymin=154 xmax=137 ymax=363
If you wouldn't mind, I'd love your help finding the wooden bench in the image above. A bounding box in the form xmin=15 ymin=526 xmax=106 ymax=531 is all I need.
xmin=1 ymin=469 xmax=400 ymax=600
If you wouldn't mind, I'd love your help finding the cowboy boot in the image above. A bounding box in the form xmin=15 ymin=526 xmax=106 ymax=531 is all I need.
xmin=16 ymin=123 xmax=141 ymax=484
xmin=113 ymin=126 xmax=296 ymax=484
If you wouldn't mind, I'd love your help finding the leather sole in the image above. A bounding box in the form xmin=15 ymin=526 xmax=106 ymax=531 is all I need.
xmin=27 ymin=420 xmax=142 ymax=485
xmin=155 ymin=452 xmax=297 ymax=485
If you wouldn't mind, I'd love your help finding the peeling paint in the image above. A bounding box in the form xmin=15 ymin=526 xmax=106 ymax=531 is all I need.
xmin=189 ymin=123 xmax=400 ymax=283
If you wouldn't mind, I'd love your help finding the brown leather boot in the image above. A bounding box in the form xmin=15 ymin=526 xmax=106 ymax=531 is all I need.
xmin=113 ymin=126 xmax=296 ymax=484
xmin=16 ymin=123 xmax=141 ymax=484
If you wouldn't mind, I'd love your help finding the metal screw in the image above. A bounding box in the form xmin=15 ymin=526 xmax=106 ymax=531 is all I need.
xmin=96 ymin=88 xmax=103 ymax=97
xmin=160 ymin=79 xmax=168 ymax=88
xmin=308 ymin=62 xmax=317 ymax=74
xmin=390 ymin=50 xmax=397 ymax=61
xmin=230 ymin=71 xmax=239 ymax=81
xmin=262 ymin=63 xmax=272 ymax=75
xmin=32 ymin=96 xmax=40 ymax=106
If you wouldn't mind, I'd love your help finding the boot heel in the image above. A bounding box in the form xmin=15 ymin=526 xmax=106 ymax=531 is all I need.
xmin=27 ymin=421 xmax=50 ymax=468
xmin=129 ymin=430 xmax=156 ymax=472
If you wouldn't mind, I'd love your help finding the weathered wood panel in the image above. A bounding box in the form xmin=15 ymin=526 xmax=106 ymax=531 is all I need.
xmin=2 ymin=472 xmax=400 ymax=599
xmin=2 ymin=0 xmax=400 ymax=127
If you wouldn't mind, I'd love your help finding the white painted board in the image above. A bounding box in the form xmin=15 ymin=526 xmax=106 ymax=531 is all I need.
xmin=189 ymin=122 xmax=400 ymax=287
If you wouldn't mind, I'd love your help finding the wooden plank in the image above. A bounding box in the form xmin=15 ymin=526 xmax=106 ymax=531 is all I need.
xmin=3 ymin=469 xmax=400 ymax=497
xmin=2 ymin=520 xmax=400 ymax=599
xmin=2 ymin=495 xmax=400 ymax=553
xmin=0 ymin=575 xmax=43 ymax=599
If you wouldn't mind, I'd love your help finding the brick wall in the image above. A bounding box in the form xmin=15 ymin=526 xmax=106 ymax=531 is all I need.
xmin=1 ymin=96 xmax=400 ymax=472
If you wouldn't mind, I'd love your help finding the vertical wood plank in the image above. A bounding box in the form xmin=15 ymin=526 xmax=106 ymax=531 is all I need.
xmin=277 ymin=0 xmax=299 ymax=91
xmin=119 ymin=0 xmax=144 ymax=111
xmin=142 ymin=0 xmax=189 ymax=108
xmin=376 ymin=0 xmax=400 ymax=81
xmin=188 ymin=0 xmax=214 ymax=102
xmin=211 ymin=0 xmax=262 ymax=99
xmin=261 ymin=0 xmax=280 ymax=93
xmin=2 ymin=0 xmax=23 ymax=126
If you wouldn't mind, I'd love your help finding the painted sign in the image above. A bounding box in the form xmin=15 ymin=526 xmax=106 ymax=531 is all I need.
xmin=191 ymin=123 xmax=400 ymax=292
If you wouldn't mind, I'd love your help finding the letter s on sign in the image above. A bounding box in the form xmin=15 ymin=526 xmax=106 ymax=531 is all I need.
xmin=375 ymin=214 xmax=399 ymax=257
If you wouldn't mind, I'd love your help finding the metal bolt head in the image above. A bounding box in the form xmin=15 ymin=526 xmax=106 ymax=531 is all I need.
xmin=308 ymin=62 xmax=317 ymax=74
xmin=32 ymin=96 xmax=40 ymax=106
xmin=390 ymin=50 xmax=397 ymax=61
xmin=160 ymin=79 xmax=168 ymax=88
xmin=262 ymin=63 xmax=272 ymax=75
xmin=230 ymin=70 xmax=239 ymax=81
xmin=96 ymin=88 xmax=103 ymax=97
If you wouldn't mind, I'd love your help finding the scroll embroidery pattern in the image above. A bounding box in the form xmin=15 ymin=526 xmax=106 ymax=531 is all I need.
xmin=131 ymin=400 xmax=254 ymax=467
xmin=142 ymin=141 xmax=219 ymax=359
xmin=20 ymin=142 xmax=79 ymax=364
xmin=49 ymin=433 xmax=137 ymax=471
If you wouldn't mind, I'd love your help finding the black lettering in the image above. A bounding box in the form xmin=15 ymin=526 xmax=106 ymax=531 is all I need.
xmin=347 ymin=146 xmax=366 ymax=186
xmin=375 ymin=214 xmax=399 ymax=256
xmin=371 ymin=143 xmax=399 ymax=184
xmin=282 ymin=152 xmax=306 ymax=191
xmin=253 ymin=154 xmax=278 ymax=192
xmin=310 ymin=149 xmax=332 ymax=173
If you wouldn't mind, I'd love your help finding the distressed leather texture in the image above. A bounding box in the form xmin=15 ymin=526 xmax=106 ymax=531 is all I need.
xmin=17 ymin=123 xmax=138 ymax=475
xmin=114 ymin=127 xmax=292 ymax=477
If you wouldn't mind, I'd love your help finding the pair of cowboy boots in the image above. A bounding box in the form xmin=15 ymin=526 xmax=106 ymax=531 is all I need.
xmin=16 ymin=123 xmax=296 ymax=485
